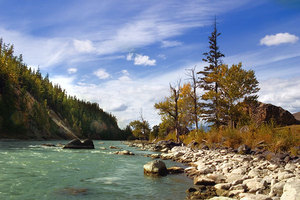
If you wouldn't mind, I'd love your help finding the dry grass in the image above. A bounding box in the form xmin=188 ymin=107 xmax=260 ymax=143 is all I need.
xmin=179 ymin=124 xmax=300 ymax=155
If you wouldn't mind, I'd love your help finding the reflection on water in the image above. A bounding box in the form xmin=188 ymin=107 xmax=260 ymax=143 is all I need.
xmin=0 ymin=140 xmax=192 ymax=200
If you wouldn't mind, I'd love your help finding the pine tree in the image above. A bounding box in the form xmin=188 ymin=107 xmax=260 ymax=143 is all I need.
xmin=198 ymin=18 xmax=224 ymax=127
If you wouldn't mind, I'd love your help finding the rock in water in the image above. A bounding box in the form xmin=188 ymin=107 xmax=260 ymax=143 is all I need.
xmin=167 ymin=166 xmax=184 ymax=174
xmin=114 ymin=150 xmax=134 ymax=155
xmin=63 ymin=139 xmax=95 ymax=149
xmin=144 ymin=160 xmax=168 ymax=176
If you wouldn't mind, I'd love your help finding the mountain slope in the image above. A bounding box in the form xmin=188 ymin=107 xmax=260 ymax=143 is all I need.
xmin=0 ymin=39 xmax=129 ymax=140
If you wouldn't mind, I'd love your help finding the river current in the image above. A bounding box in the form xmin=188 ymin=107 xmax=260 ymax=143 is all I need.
xmin=0 ymin=140 xmax=193 ymax=200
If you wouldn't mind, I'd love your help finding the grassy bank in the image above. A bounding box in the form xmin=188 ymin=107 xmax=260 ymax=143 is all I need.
xmin=162 ymin=124 xmax=300 ymax=156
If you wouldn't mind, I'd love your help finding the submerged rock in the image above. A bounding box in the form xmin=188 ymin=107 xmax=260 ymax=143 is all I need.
xmin=63 ymin=139 xmax=94 ymax=149
xmin=144 ymin=160 xmax=168 ymax=176
xmin=114 ymin=150 xmax=134 ymax=155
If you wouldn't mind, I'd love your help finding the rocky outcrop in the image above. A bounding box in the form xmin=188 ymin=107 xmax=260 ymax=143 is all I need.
xmin=293 ymin=112 xmax=300 ymax=121
xmin=63 ymin=139 xmax=95 ymax=149
xmin=250 ymin=102 xmax=300 ymax=126
xmin=143 ymin=160 xmax=168 ymax=176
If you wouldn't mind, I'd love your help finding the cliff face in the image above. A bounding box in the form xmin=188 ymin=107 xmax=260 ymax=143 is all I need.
xmin=250 ymin=102 xmax=300 ymax=126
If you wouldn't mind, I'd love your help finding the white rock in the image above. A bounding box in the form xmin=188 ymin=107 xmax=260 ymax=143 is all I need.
xmin=209 ymin=197 xmax=235 ymax=200
xmin=269 ymin=181 xmax=285 ymax=197
xmin=244 ymin=178 xmax=264 ymax=193
xmin=280 ymin=179 xmax=300 ymax=200
xmin=239 ymin=193 xmax=272 ymax=200
xmin=214 ymin=183 xmax=231 ymax=190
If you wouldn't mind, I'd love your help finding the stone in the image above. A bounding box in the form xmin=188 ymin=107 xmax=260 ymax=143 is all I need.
xmin=150 ymin=154 xmax=160 ymax=159
xmin=239 ymin=193 xmax=272 ymax=200
xmin=226 ymin=173 xmax=245 ymax=184
xmin=194 ymin=176 xmax=216 ymax=186
xmin=214 ymin=183 xmax=231 ymax=190
xmin=63 ymin=139 xmax=95 ymax=149
xmin=143 ymin=160 xmax=168 ymax=176
xmin=209 ymin=197 xmax=235 ymax=200
xmin=278 ymin=172 xmax=295 ymax=181
xmin=280 ymin=179 xmax=300 ymax=200
xmin=114 ymin=150 xmax=134 ymax=155
xmin=244 ymin=179 xmax=265 ymax=193
xmin=109 ymin=146 xmax=120 ymax=149
xmin=99 ymin=147 xmax=106 ymax=150
xmin=237 ymin=144 xmax=251 ymax=154
xmin=248 ymin=168 xmax=261 ymax=178
xmin=269 ymin=181 xmax=285 ymax=197
xmin=167 ymin=166 xmax=184 ymax=174
xmin=206 ymin=173 xmax=226 ymax=183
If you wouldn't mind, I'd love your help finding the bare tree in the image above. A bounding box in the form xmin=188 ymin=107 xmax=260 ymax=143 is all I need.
xmin=169 ymin=80 xmax=181 ymax=142
xmin=186 ymin=66 xmax=200 ymax=131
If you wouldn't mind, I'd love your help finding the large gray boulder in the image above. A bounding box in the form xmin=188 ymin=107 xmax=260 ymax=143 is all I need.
xmin=63 ymin=139 xmax=95 ymax=149
xmin=143 ymin=160 xmax=168 ymax=176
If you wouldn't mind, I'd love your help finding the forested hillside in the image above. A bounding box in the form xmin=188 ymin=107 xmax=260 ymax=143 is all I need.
xmin=0 ymin=39 xmax=130 ymax=140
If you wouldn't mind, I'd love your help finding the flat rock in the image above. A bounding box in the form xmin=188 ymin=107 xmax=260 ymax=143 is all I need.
xmin=194 ymin=176 xmax=216 ymax=186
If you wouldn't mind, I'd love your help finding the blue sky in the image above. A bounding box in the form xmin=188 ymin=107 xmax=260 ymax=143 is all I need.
xmin=0 ymin=0 xmax=300 ymax=127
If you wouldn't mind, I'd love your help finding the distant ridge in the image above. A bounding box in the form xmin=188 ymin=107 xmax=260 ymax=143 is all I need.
xmin=293 ymin=112 xmax=300 ymax=121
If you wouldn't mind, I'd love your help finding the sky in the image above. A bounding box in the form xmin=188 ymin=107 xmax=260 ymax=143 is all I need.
xmin=0 ymin=0 xmax=300 ymax=128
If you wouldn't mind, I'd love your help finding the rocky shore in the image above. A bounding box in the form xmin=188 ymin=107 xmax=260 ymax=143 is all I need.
xmin=125 ymin=141 xmax=300 ymax=200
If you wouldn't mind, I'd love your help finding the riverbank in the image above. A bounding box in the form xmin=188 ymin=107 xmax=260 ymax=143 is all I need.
xmin=125 ymin=140 xmax=300 ymax=200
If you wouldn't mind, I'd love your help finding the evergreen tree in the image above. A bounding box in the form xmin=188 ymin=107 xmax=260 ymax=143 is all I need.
xmin=198 ymin=18 xmax=225 ymax=127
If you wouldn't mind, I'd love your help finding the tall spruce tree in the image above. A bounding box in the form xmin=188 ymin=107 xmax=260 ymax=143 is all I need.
xmin=198 ymin=18 xmax=224 ymax=127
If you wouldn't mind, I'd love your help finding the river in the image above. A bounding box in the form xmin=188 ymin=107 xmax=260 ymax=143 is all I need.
xmin=0 ymin=140 xmax=193 ymax=200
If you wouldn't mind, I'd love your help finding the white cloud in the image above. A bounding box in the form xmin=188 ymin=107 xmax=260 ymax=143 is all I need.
xmin=126 ymin=53 xmax=133 ymax=61
xmin=134 ymin=54 xmax=156 ymax=66
xmin=158 ymin=54 xmax=167 ymax=59
xmin=260 ymin=33 xmax=299 ymax=46
xmin=93 ymin=68 xmax=110 ymax=79
xmin=121 ymin=70 xmax=129 ymax=76
xmin=67 ymin=68 xmax=77 ymax=74
xmin=73 ymin=39 xmax=95 ymax=53
xmin=259 ymin=77 xmax=300 ymax=113
xmin=161 ymin=40 xmax=183 ymax=48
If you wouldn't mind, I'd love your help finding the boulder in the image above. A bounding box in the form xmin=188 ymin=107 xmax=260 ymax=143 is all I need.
xmin=143 ymin=160 xmax=168 ymax=176
xmin=280 ymin=179 xmax=300 ymax=200
xmin=63 ymin=139 xmax=94 ymax=149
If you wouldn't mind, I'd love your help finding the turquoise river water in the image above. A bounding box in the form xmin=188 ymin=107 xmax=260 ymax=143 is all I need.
xmin=0 ymin=140 xmax=193 ymax=200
